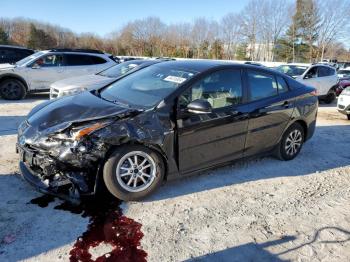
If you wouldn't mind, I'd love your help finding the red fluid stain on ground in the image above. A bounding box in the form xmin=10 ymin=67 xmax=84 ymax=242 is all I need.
xmin=30 ymin=195 xmax=147 ymax=262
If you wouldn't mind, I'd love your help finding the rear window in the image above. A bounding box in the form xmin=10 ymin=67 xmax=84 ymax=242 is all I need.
xmin=276 ymin=76 xmax=289 ymax=93
xmin=90 ymin=56 xmax=107 ymax=64
xmin=65 ymin=54 xmax=94 ymax=66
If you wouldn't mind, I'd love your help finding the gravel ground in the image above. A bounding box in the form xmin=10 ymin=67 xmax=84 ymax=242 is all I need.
xmin=0 ymin=95 xmax=349 ymax=262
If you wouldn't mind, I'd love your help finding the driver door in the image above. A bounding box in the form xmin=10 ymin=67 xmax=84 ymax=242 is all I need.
xmin=176 ymin=68 xmax=249 ymax=174
xmin=27 ymin=54 xmax=65 ymax=90
xmin=301 ymin=66 xmax=320 ymax=91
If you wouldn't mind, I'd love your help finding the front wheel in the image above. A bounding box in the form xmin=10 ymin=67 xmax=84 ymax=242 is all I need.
xmin=275 ymin=122 xmax=305 ymax=161
xmin=0 ymin=79 xmax=26 ymax=100
xmin=103 ymin=145 xmax=165 ymax=201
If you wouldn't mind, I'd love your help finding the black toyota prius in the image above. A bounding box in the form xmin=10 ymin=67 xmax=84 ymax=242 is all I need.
xmin=17 ymin=60 xmax=318 ymax=201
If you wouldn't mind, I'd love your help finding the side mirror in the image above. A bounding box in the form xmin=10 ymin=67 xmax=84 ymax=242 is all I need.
xmin=187 ymin=99 xmax=212 ymax=114
xmin=32 ymin=63 xmax=41 ymax=69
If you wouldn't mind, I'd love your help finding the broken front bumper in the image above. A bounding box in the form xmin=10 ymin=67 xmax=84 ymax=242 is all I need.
xmin=17 ymin=143 xmax=93 ymax=200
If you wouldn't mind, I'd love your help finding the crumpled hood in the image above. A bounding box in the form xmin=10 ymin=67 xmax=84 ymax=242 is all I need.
xmin=50 ymin=74 xmax=115 ymax=91
xmin=27 ymin=92 xmax=136 ymax=133
xmin=0 ymin=63 xmax=15 ymax=71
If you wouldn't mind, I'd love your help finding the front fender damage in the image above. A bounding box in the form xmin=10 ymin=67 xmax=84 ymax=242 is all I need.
xmin=20 ymin=110 xmax=170 ymax=200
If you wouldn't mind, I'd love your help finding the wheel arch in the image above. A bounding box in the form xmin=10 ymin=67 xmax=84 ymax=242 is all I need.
xmin=279 ymin=118 xmax=308 ymax=144
xmin=97 ymin=141 xmax=169 ymax=187
xmin=0 ymin=73 xmax=29 ymax=91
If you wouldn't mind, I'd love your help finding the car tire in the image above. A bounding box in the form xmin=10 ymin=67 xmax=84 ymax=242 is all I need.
xmin=347 ymin=114 xmax=350 ymax=120
xmin=103 ymin=145 xmax=165 ymax=201
xmin=0 ymin=79 xmax=26 ymax=100
xmin=323 ymin=89 xmax=336 ymax=104
xmin=275 ymin=122 xmax=304 ymax=161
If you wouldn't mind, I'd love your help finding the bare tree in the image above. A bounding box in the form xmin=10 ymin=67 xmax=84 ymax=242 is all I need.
xmin=316 ymin=0 xmax=350 ymax=61
xmin=220 ymin=13 xmax=242 ymax=59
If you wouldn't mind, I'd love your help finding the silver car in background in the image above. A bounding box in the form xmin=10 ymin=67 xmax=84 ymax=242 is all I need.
xmin=49 ymin=59 xmax=164 ymax=99
xmin=0 ymin=49 xmax=117 ymax=100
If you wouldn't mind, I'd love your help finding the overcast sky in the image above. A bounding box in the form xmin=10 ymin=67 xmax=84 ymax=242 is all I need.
xmin=1 ymin=0 xmax=249 ymax=36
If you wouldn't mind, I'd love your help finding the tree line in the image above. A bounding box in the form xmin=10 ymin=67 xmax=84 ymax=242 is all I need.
xmin=0 ymin=0 xmax=350 ymax=62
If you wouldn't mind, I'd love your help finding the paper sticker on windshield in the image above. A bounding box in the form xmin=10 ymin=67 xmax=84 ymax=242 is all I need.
xmin=164 ymin=75 xmax=187 ymax=84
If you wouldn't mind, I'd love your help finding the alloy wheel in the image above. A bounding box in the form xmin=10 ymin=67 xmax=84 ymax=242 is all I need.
xmin=285 ymin=129 xmax=302 ymax=156
xmin=116 ymin=151 xmax=156 ymax=193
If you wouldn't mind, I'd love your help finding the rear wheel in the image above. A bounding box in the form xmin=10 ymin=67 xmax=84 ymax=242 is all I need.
xmin=103 ymin=145 xmax=165 ymax=201
xmin=275 ymin=122 xmax=304 ymax=161
xmin=323 ymin=89 xmax=336 ymax=104
xmin=0 ymin=79 xmax=26 ymax=100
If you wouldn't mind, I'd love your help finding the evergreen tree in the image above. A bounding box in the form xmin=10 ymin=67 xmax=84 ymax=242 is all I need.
xmin=27 ymin=23 xmax=56 ymax=50
xmin=0 ymin=27 xmax=9 ymax=45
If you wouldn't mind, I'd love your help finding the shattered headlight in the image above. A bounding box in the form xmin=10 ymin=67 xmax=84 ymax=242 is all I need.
xmin=70 ymin=120 xmax=113 ymax=141
xmin=60 ymin=87 xmax=87 ymax=97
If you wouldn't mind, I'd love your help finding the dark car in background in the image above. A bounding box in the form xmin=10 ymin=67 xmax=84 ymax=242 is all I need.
xmin=0 ymin=45 xmax=34 ymax=64
xmin=17 ymin=61 xmax=318 ymax=201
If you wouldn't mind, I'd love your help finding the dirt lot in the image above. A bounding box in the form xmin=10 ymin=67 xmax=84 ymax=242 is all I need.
xmin=0 ymin=95 xmax=349 ymax=262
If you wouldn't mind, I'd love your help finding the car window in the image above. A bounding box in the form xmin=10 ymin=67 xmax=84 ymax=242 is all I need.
xmin=179 ymin=69 xmax=243 ymax=109
xmin=90 ymin=56 xmax=107 ymax=65
xmin=33 ymin=54 xmax=63 ymax=67
xmin=318 ymin=66 xmax=333 ymax=77
xmin=98 ymin=61 xmax=142 ymax=78
xmin=65 ymin=54 xmax=94 ymax=66
xmin=304 ymin=67 xmax=318 ymax=79
xmin=276 ymin=76 xmax=289 ymax=93
xmin=247 ymin=70 xmax=278 ymax=101
xmin=275 ymin=65 xmax=307 ymax=77
xmin=101 ymin=64 xmax=197 ymax=108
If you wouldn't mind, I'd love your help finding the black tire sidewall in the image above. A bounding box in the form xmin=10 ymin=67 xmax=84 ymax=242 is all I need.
xmin=347 ymin=114 xmax=350 ymax=120
xmin=324 ymin=90 xmax=335 ymax=104
xmin=279 ymin=123 xmax=304 ymax=161
xmin=103 ymin=145 xmax=165 ymax=201
xmin=0 ymin=79 xmax=26 ymax=100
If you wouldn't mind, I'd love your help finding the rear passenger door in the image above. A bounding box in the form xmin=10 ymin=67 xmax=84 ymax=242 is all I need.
xmin=244 ymin=70 xmax=295 ymax=157
xmin=63 ymin=54 xmax=108 ymax=77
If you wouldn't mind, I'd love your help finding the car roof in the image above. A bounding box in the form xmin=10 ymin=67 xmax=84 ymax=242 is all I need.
xmin=153 ymin=60 xmax=287 ymax=77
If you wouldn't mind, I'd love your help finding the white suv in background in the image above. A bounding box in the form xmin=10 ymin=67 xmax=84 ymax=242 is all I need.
xmin=276 ymin=63 xmax=339 ymax=104
xmin=0 ymin=49 xmax=117 ymax=100
xmin=337 ymin=87 xmax=350 ymax=120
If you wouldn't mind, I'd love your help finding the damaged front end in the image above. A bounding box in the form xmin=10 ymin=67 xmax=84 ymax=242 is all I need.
xmin=17 ymin=118 xmax=116 ymax=201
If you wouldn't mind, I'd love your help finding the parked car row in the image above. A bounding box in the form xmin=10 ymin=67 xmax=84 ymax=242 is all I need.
xmin=49 ymin=59 xmax=166 ymax=99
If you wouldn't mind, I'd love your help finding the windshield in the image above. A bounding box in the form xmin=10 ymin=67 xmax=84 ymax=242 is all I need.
xmin=98 ymin=61 xmax=143 ymax=78
xmin=276 ymin=65 xmax=308 ymax=76
xmin=15 ymin=51 xmax=44 ymax=66
xmin=101 ymin=64 xmax=198 ymax=108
